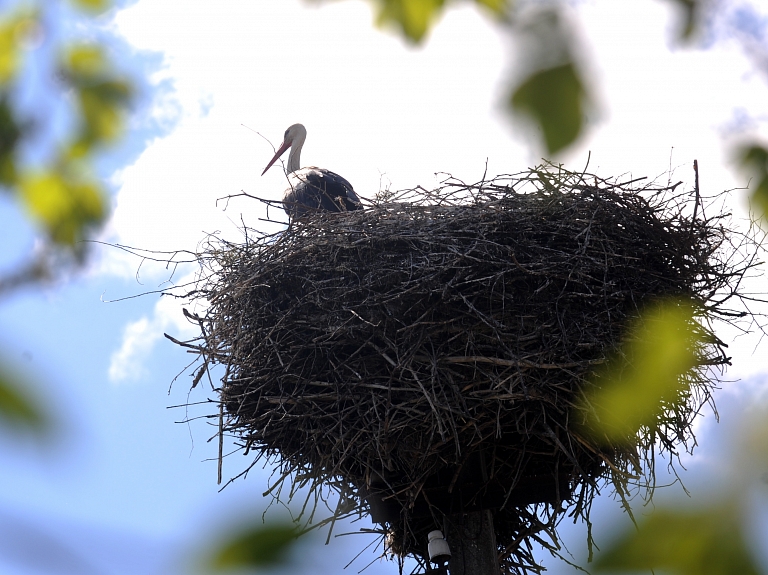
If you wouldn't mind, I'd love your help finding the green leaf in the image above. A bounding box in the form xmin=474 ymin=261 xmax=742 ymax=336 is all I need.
xmin=78 ymin=80 xmax=132 ymax=144
xmin=473 ymin=0 xmax=508 ymax=17
xmin=0 ymin=22 xmax=19 ymax=85
xmin=578 ymin=299 xmax=699 ymax=444
xmin=340 ymin=0 xmax=508 ymax=42
xmin=0 ymin=11 xmax=37 ymax=85
xmin=19 ymin=171 xmax=106 ymax=246
xmin=738 ymin=143 xmax=768 ymax=222
xmin=373 ymin=0 xmax=446 ymax=43
xmin=68 ymin=0 xmax=112 ymax=15
xmin=64 ymin=44 xmax=108 ymax=80
xmin=593 ymin=505 xmax=762 ymax=575
xmin=0 ymin=363 xmax=48 ymax=433
xmin=510 ymin=61 xmax=587 ymax=155
xmin=0 ymin=94 xmax=24 ymax=186
xmin=61 ymin=45 xmax=132 ymax=149
xmin=206 ymin=522 xmax=299 ymax=571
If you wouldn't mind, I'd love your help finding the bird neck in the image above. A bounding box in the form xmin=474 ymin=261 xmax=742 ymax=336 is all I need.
xmin=287 ymin=136 xmax=305 ymax=174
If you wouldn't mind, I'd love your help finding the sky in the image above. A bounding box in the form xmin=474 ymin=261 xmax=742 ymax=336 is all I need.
xmin=2 ymin=0 xmax=768 ymax=574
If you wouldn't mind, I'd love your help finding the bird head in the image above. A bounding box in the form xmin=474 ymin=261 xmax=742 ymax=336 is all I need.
xmin=261 ymin=123 xmax=307 ymax=175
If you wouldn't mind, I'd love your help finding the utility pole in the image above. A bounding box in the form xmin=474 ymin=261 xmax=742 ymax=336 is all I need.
xmin=444 ymin=509 xmax=499 ymax=575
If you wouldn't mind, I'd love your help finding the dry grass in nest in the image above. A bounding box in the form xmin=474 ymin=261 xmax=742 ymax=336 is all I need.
xmin=167 ymin=163 xmax=758 ymax=574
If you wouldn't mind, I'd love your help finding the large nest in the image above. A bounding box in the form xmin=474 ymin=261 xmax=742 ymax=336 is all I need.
xmin=170 ymin=164 xmax=756 ymax=574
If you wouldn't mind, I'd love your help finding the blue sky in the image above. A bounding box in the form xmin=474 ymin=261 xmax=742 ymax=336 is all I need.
xmin=3 ymin=0 xmax=768 ymax=574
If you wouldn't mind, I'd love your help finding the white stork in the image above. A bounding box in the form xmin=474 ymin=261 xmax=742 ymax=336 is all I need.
xmin=261 ymin=123 xmax=363 ymax=219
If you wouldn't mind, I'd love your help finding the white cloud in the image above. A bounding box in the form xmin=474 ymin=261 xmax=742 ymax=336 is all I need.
xmin=109 ymin=288 xmax=199 ymax=383
xmin=109 ymin=316 xmax=158 ymax=382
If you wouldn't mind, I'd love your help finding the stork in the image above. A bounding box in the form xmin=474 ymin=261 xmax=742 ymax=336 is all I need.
xmin=261 ymin=123 xmax=362 ymax=219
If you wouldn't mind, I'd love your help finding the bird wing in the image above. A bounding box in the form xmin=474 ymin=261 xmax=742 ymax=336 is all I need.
xmin=291 ymin=167 xmax=362 ymax=210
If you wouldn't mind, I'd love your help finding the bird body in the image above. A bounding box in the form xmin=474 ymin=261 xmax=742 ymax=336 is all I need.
xmin=283 ymin=167 xmax=359 ymax=217
xmin=261 ymin=124 xmax=362 ymax=219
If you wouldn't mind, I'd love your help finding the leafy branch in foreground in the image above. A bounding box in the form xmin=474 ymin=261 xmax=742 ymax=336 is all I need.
xmin=1 ymin=1 xmax=133 ymax=292
xmin=0 ymin=0 xmax=134 ymax=431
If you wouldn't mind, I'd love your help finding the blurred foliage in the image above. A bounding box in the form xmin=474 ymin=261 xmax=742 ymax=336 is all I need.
xmin=0 ymin=2 xmax=131 ymax=429
xmin=579 ymin=300 xmax=698 ymax=444
xmin=667 ymin=0 xmax=706 ymax=41
xmin=579 ymin=296 xmax=764 ymax=574
xmin=0 ymin=95 xmax=25 ymax=185
xmin=10 ymin=42 xmax=132 ymax=247
xmin=574 ymin=297 xmax=767 ymax=574
xmin=0 ymin=10 xmax=35 ymax=186
xmin=360 ymin=0 xmax=709 ymax=44
xmin=69 ymin=0 xmax=111 ymax=13
xmin=739 ymin=143 xmax=768 ymax=222
xmin=373 ymin=0 xmax=445 ymax=41
xmin=63 ymin=44 xmax=132 ymax=153
xmin=0 ymin=9 xmax=35 ymax=84
xmin=20 ymin=171 xmax=105 ymax=245
xmin=354 ymin=0 xmax=590 ymax=154
xmin=508 ymin=8 xmax=590 ymax=154
xmin=593 ymin=505 xmax=762 ymax=575
xmin=510 ymin=61 xmax=586 ymax=155
xmin=363 ymin=0 xmax=508 ymax=43
xmin=0 ymin=9 xmax=132 ymax=257
xmin=0 ymin=363 xmax=48 ymax=434
xmin=348 ymin=0 xmax=714 ymax=154
xmin=205 ymin=522 xmax=300 ymax=571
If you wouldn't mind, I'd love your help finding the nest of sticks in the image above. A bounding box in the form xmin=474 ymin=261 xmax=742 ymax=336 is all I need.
xmin=169 ymin=164 xmax=757 ymax=574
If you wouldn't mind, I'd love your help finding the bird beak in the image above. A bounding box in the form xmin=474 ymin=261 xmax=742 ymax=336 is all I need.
xmin=261 ymin=139 xmax=292 ymax=176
